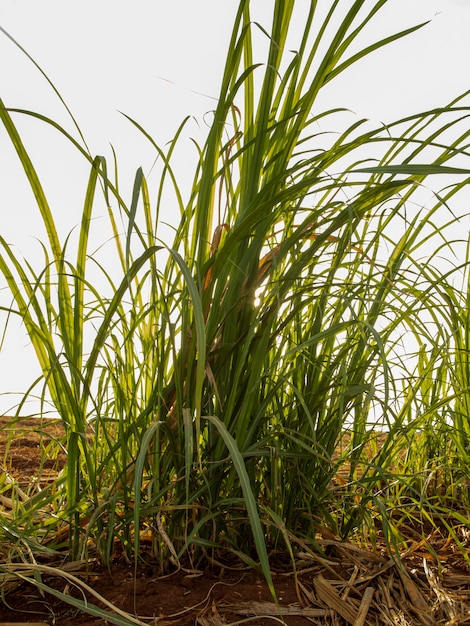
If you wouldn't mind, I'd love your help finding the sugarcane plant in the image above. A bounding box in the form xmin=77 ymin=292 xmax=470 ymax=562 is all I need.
xmin=1 ymin=1 xmax=470 ymax=611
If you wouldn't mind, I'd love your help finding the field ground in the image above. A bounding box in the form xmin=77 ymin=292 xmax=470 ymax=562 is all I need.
xmin=1 ymin=417 xmax=470 ymax=625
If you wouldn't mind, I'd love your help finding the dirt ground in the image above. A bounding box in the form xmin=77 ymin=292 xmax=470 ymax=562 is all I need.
xmin=1 ymin=417 xmax=470 ymax=626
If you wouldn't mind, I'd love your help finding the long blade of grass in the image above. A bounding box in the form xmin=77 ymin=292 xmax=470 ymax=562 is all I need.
xmin=204 ymin=414 xmax=276 ymax=600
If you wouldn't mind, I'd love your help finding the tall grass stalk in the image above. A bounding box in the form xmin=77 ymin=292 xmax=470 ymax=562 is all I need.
xmin=1 ymin=0 xmax=470 ymax=607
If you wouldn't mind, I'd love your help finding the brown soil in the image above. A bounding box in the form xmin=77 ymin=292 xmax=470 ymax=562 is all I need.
xmin=1 ymin=417 xmax=470 ymax=626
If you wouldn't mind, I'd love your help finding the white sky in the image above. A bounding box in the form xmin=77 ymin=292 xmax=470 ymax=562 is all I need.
xmin=0 ymin=0 xmax=469 ymax=415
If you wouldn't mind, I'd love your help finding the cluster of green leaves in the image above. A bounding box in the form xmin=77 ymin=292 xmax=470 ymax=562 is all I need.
xmin=1 ymin=1 xmax=470 ymax=605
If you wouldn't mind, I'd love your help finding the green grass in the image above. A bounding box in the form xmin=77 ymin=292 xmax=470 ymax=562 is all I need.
xmin=1 ymin=0 xmax=470 ymax=619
